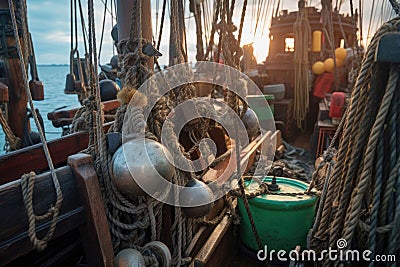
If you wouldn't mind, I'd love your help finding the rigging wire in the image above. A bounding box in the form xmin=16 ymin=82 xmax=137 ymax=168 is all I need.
xmin=98 ymin=0 xmax=108 ymax=64
xmin=99 ymin=0 xmax=116 ymax=19
xmin=156 ymin=0 xmax=167 ymax=50
xmin=110 ymin=0 xmax=115 ymax=54
xmin=77 ymin=0 xmax=89 ymax=54
xmin=155 ymin=0 xmax=159 ymax=39
xmin=253 ymin=0 xmax=265 ymax=37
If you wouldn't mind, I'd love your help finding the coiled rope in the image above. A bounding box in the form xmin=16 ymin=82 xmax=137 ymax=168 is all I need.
xmin=8 ymin=0 xmax=63 ymax=251
xmin=0 ymin=109 xmax=22 ymax=151
xmin=309 ymin=17 xmax=400 ymax=267
xmin=293 ymin=1 xmax=311 ymax=129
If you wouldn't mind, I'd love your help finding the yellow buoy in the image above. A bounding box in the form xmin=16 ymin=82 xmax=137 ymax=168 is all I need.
xmin=324 ymin=58 xmax=335 ymax=73
xmin=312 ymin=61 xmax=325 ymax=75
xmin=335 ymin=47 xmax=347 ymax=60
xmin=336 ymin=58 xmax=345 ymax=68
xmin=312 ymin=31 xmax=322 ymax=52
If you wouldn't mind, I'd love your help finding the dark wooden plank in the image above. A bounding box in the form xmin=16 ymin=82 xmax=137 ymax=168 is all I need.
xmin=47 ymin=99 xmax=120 ymax=121
xmin=68 ymin=153 xmax=114 ymax=267
xmin=0 ymin=122 xmax=112 ymax=185
xmin=202 ymin=225 xmax=236 ymax=267
xmin=0 ymin=167 xmax=84 ymax=265
xmin=0 ymin=131 xmax=89 ymax=185
xmin=0 ymin=209 xmax=84 ymax=266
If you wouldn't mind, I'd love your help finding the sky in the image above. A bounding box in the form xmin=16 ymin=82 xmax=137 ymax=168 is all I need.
xmin=25 ymin=0 xmax=393 ymax=65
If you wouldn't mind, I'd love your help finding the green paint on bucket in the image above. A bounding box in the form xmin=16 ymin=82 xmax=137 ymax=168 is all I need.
xmin=247 ymin=95 xmax=274 ymax=122
xmin=238 ymin=177 xmax=318 ymax=252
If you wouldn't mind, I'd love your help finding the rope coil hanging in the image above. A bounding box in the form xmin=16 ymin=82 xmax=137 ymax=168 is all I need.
xmin=8 ymin=0 xmax=63 ymax=251
xmin=293 ymin=1 xmax=311 ymax=129
xmin=309 ymin=17 xmax=400 ymax=266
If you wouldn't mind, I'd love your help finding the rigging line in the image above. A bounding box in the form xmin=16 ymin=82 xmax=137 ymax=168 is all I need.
xmin=203 ymin=0 xmax=221 ymax=60
xmin=359 ymin=0 xmax=363 ymax=45
xmin=274 ymin=0 xmax=280 ymax=17
xmin=260 ymin=0 xmax=273 ymax=37
xmin=253 ymin=0 xmax=265 ymax=38
xmin=98 ymin=0 xmax=108 ymax=64
xmin=202 ymin=0 xmax=209 ymax=48
xmin=70 ymin=0 xmax=73 ymax=51
xmin=156 ymin=0 xmax=167 ymax=50
xmin=250 ymin=0 xmax=255 ymax=33
xmin=99 ymin=0 xmax=116 ymax=19
xmin=257 ymin=0 xmax=269 ymax=38
xmin=367 ymin=0 xmax=376 ymax=43
xmin=74 ymin=0 xmax=78 ymax=51
xmin=110 ymin=0 xmax=114 ymax=54
xmin=8 ymin=0 xmax=63 ymax=250
xmin=78 ymin=0 xmax=89 ymax=54
xmin=238 ymin=0 xmax=249 ymax=45
xmin=155 ymin=0 xmax=159 ymax=39
xmin=389 ymin=0 xmax=400 ymax=15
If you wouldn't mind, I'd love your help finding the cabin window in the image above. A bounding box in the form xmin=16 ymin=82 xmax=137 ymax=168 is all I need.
xmin=285 ymin=38 xmax=294 ymax=52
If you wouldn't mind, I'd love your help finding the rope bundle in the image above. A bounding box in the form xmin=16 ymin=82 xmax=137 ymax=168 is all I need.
xmin=293 ymin=3 xmax=311 ymax=129
xmin=309 ymin=17 xmax=400 ymax=266
xmin=7 ymin=0 xmax=63 ymax=251
xmin=0 ymin=109 xmax=22 ymax=151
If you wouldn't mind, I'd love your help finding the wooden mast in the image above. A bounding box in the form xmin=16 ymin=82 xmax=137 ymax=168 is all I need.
xmin=116 ymin=0 xmax=154 ymax=70
xmin=0 ymin=0 xmax=28 ymax=141
xmin=169 ymin=0 xmax=186 ymax=66
xmin=190 ymin=0 xmax=205 ymax=61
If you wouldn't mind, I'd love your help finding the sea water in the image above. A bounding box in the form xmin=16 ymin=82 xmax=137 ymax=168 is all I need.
xmin=0 ymin=65 xmax=81 ymax=155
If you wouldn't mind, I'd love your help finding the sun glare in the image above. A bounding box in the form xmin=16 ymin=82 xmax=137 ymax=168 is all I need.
xmin=240 ymin=31 xmax=270 ymax=63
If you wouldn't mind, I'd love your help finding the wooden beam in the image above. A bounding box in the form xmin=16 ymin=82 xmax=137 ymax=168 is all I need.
xmin=190 ymin=213 xmax=236 ymax=267
xmin=0 ymin=167 xmax=84 ymax=265
xmin=0 ymin=122 xmax=112 ymax=185
xmin=0 ymin=131 xmax=89 ymax=185
xmin=47 ymin=99 xmax=120 ymax=121
xmin=68 ymin=153 xmax=114 ymax=267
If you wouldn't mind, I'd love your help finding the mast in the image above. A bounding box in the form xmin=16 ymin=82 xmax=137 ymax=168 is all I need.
xmin=190 ymin=0 xmax=204 ymax=61
xmin=0 ymin=0 xmax=28 ymax=141
xmin=169 ymin=0 xmax=186 ymax=66
xmin=116 ymin=0 xmax=154 ymax=70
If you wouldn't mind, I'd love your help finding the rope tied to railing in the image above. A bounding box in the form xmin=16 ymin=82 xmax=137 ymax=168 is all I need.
xmin=8 ymin=0 xmax=63 ymax=251
xmin=309 ymin=17 xmax=400 ymax=266
xmin=0 ymin=109 xmax=22 ymax=151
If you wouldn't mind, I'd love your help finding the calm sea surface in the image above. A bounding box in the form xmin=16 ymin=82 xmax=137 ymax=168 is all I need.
xmin=0 ymin=65 xmax=81 ymax=155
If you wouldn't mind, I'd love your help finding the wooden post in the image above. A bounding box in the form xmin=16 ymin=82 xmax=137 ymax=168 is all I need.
xmin=68 ymin=153 xmax=114 ymax=267
xmin=0 ymin=0 xmax=28 ymax=140
xmin=116 ymin=0 xmax=154 ymax=70
xmin=190 ymin=0 xmax=204 ymax=61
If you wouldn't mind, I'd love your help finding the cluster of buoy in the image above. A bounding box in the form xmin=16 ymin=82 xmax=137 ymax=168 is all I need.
xmin=110 ymin=138 xmax=215 ymax=218
xmin=312 ymin=47 xmax=347 ymax=75
xmin=115 ymin=241 xmax=172 ymax=267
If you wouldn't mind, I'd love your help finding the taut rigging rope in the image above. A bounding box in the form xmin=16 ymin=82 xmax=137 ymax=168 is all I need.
xmin=8 ymin=0 xmax=63 ymax=251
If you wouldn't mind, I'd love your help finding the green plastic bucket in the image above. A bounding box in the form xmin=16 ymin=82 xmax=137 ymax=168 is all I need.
xmin=238 ymin=177 xmax=317 ymax=252
xmin=246 ymin=95 xmax=274 ymax=130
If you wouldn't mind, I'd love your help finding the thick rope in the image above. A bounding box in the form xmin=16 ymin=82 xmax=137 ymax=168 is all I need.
xmin=8 ymin=0 xmax=63 ymax=251
xmin=309 ymin=17 xmax=400 ymax=266
xmin=0 ymin=108 xmax=22 ymax=151
xmin=293 ymin=3 xmax=311 ymax=129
